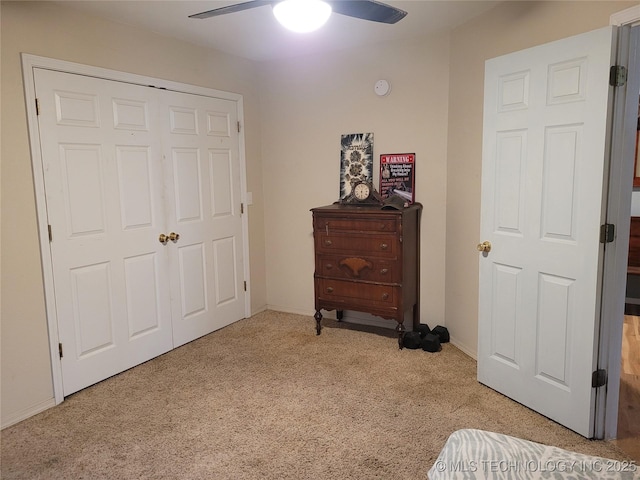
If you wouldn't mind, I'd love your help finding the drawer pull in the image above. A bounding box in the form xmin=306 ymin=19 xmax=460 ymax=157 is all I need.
xmin=324 ymin=240 xmax=333 ymax=247
xmin=380 ymin=268 xmax=389 ymax=275
xmin=380 ymin=243 xmax=388 ymax=250
xmin=326 ymin=264 xmax=333 ymax=270
xmin=339 ymin=257 xmax=372 ymax=277
xmin=326 ymin=287 xmax=334 ymax=294
xmin=381 ymin=293 xmax=389 ymax=300
xmin=380 ymin=224 xmax=386 ymax=230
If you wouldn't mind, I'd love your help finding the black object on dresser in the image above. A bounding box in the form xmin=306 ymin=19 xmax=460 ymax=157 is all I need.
xmin=311 ymin=203 xmax=422 ymax=348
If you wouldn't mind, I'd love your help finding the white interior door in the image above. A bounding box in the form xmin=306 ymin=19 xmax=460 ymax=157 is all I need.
xmin=34 ymin=68 xmax=247 ymax=395
xmin=161 ymin=91 xmax=246 ymax=347
xmin=34 ymin=69 xmax=173 ymax=395
xmin=478 ymin=26 xmax=616 ymax=437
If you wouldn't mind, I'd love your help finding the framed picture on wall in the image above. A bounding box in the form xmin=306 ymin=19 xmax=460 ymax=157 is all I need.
xmin=339 ymin=133 xmax=374 ymax=200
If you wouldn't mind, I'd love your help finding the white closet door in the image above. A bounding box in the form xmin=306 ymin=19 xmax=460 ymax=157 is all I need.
xmin=34 ymin=68 xmax=173 ymax=395
xmin=162 ymin=91 xmax=246 ymax=347
xmin=34 ymin=69 xmax=247 ymax=395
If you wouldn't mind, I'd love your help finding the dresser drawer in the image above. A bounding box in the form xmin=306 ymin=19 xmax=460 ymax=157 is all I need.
xmin=314 ymin=216 xmax=398 ymax=234
xmin=316 ymin=254 xmax=398 ymax=283
xmin=315 ymin=278 xmax=397 ymax=306
xmin=315 ymin=232 xmax=398 ymax=258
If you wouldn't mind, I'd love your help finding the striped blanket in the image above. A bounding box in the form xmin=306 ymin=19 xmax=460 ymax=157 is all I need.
xmin=428 ymin=429 xmax=639 ymax=479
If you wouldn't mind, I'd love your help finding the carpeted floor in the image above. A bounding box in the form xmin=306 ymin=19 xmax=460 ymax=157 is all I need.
xmin=1 ymin=311 xmax=634 ymax=479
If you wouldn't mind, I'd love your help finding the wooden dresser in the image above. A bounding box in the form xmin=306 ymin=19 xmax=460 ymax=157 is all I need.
xmin=311 ymin=203 xmax=422 ymax=348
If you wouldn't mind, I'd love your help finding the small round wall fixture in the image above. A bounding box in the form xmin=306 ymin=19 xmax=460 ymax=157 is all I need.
xmin=374 ymin=79 xmax=391 ymax=96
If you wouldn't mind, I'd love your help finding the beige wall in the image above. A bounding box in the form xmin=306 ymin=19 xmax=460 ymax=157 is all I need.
xmin=258 ymin=34 xmax=450 ymax=323
xmin=0 ymin=1 xmax=267 ymax=426
xmin=2 ymin=0 xmax=636 ymax=428
xmin=445 ymin=1 xmax=636 ymax=355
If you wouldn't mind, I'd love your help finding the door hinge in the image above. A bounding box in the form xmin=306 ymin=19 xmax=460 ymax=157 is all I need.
xmin=241 ymin=203 xmax=244 ymax=215
xmin=58 ymin=342 xmax=63 ymax=359
xmin=48 ymin=224 xmax=53 ymax=242
xmin=609 ymin=65 xmax=627 ymax=87
xmin=244 ymin=281 xmax=247 ymax=292
xmin=592 ymin=369 xmax=607 ymax=388
xmin=600 ymin=223 xmax=615 ymax=243
xmin=35 ymin=98 xmax=40 ymax=115
xmin=237 ymin=121 xmax=241 ymax=133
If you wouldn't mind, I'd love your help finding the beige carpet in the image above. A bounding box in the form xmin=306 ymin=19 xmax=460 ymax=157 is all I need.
xmin=1 ymin=311 xmax=633 ymax=479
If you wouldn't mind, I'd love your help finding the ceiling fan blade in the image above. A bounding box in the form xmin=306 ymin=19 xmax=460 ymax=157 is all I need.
xmin=189 ymin=1 xmax=273 ymax=19
xmin=190 ymin=0 xmax=407 ymax=24
xmin=328 ymin=0 xmax=407 ymax=24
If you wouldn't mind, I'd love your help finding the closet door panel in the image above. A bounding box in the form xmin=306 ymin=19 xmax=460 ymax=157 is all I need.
xmin=34 ymin=69 xmax=172 ymax=396
xmin=162 ymin=92 xmax=246 ymax=347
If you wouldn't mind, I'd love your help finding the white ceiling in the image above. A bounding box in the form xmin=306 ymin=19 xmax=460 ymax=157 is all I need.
xmin=56 ymin=0 xmax=500 ymax=62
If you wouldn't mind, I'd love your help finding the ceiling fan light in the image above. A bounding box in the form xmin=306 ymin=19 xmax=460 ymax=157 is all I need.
xmin=273 ymin=0 xmax=332 ymax=33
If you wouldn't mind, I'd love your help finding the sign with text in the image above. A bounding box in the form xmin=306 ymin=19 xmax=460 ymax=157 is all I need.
xmin=380 ymin=153 xmax=415 ymax=204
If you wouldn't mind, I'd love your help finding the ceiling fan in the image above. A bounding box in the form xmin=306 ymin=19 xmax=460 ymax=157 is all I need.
xmin=189 ymin=0 xmax=408 ymax=25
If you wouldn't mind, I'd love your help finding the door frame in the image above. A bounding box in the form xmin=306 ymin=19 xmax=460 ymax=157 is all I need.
xmin=598 ymin=8 xmax=640 ymax=439
xmin=21 ymin=54 xmax=252 ymax=404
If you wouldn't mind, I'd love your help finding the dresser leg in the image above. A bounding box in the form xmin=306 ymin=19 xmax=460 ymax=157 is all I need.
xmin=395 ymin=322 xmax=405 ymax=349
xmin=336 ymin=310 xmax=344 ymax=321
xmin=314 ymin=310 xmax=322 ymax=335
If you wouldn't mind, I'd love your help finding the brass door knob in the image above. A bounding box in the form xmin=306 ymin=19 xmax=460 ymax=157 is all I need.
xmin=477 ymin=241 xmax=492 ymax=253
xmin=169 ymin=232 xmax=180 ymax=242
xmin=159 ymin=233 xmax=168 ymax=244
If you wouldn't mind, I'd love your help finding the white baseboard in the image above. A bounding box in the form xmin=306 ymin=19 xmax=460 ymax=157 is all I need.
xmin=449 ymin=336 xmax=477 ymax=360
xmin=249 ymin=304 xmax=269 ymax=316
xmin=265 ymin=306 xmax=401 ymax=329
xmin=1 ymin=397 xmax=56 ymax=430
xmin=264 ymin=304 xmax=319 ymax=317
